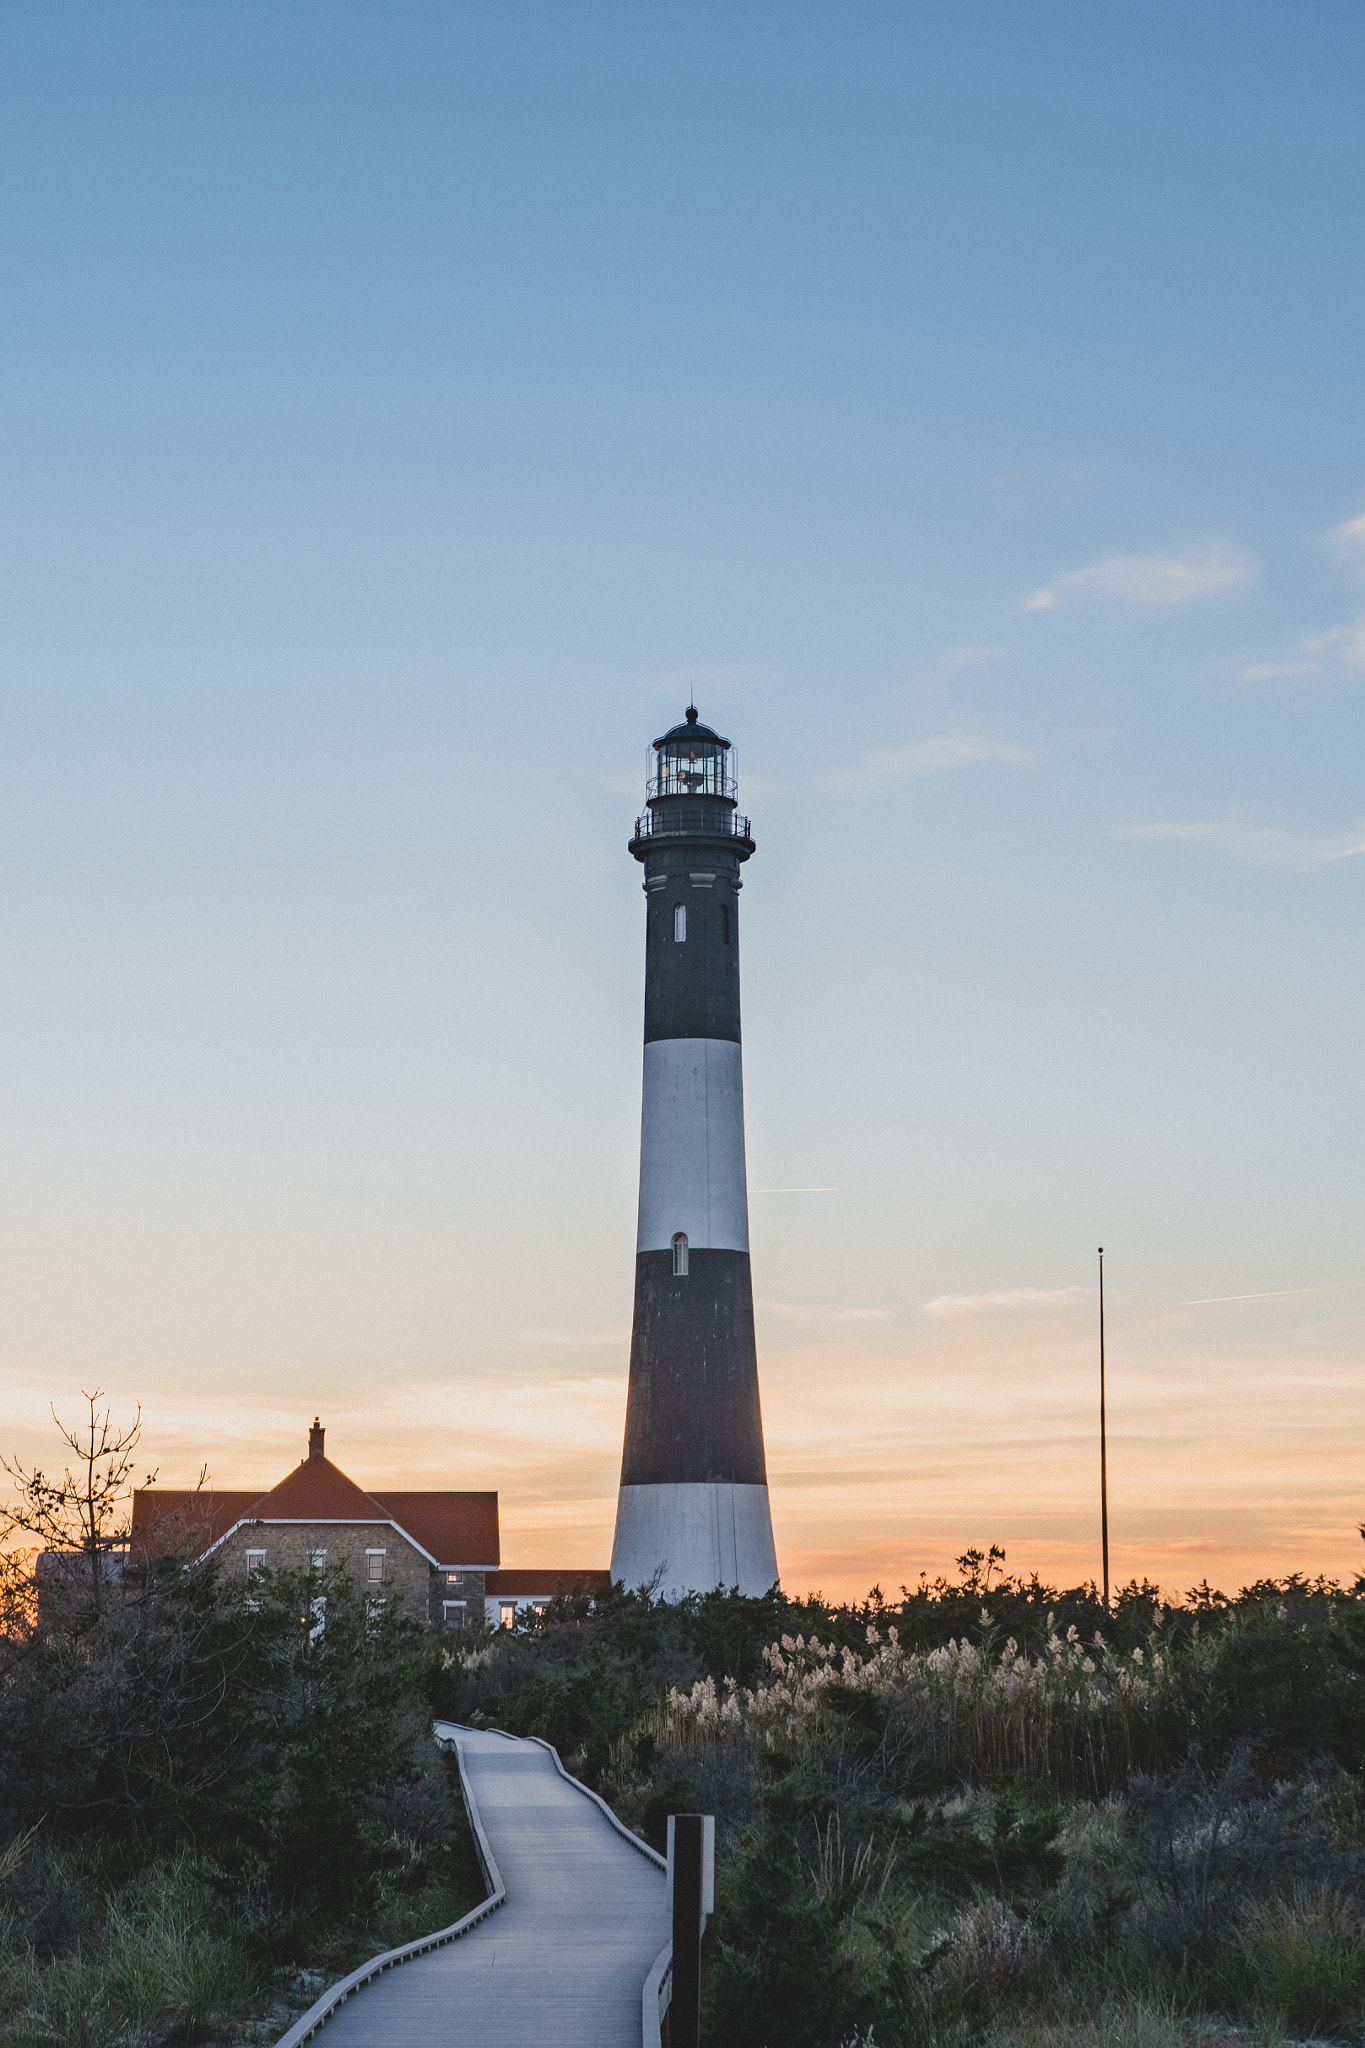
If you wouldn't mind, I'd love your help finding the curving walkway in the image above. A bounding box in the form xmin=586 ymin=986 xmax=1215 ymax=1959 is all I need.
xmin=285 ymin=1725 xmax=670 ymax=2048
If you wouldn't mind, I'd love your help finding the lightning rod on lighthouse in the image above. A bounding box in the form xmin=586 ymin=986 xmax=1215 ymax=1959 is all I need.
xmin=610 ymin=706 xmax=780 ymax=1599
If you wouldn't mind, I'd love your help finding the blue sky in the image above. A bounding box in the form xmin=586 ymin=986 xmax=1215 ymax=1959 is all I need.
xmin=2 ymin=5 xmax=1363 ymax=1596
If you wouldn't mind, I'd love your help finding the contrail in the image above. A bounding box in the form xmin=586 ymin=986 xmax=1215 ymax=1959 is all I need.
xmin=1182 ymin=1288 xmax=1319 ymax=1305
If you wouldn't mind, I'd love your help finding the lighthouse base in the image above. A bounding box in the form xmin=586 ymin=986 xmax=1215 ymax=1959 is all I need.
xmin=610 ymin=1483 xmax=779 ymax=1601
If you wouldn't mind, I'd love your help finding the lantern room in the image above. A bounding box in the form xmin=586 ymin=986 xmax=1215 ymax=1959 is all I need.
xmin=647 ymin=705 xmax=738 ymax=802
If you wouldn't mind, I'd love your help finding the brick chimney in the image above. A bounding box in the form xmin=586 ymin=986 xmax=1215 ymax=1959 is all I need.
xmin=308 ymin=1418 xmax=325 ymax=1460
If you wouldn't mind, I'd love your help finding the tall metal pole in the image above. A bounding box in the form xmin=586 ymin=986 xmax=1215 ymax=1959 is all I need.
xmin=1098 ymin=1246 xmax=1110 ymax=1612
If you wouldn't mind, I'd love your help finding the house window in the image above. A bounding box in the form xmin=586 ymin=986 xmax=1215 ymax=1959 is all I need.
xmin=500 ymin=1602 xmax=516 ymax=1630
xmin=672 ymin=1231 xmax=689 ymax=1276
xmin=534 ymin=1602 xmax=546 ymax=1618
xmin=673 ymin=903 xmax=686 ymax=942
xmin=719 ymin=904 xmax=731 ymax=943
xmin=446 ymin=1570 xmax=464 ymax=1587
xmin=366 ymin=1550 xmax=385 ymax=1584
xmin=310 ymin=1550 xmax=327 ymax=1569
xmin=443 ymin=1600 xmax=467 ymax=1628
xmin=245 ymin=1550 xmax=266 ymax=1576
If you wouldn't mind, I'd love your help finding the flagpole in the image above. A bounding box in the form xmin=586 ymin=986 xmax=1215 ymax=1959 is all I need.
xmin=1099 ymin=1246 xmax=1110 ymax=1611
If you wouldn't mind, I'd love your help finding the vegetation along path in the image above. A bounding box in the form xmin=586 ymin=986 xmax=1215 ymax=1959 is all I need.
xmin=284 ymin=1725 xmax=670 ymax=2048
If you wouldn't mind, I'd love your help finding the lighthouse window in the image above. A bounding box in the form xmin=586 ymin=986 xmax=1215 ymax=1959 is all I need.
xmin=673 ymin=903 xmax=687 ymax=942
xmin=719 ymin=904 xmax=731 ymax=944
xmin=672 ymin=1232 xmax=689 ymax=1276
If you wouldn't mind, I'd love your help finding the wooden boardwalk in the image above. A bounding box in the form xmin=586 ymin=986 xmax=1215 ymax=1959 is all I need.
xmin=296 ymin=1726 xmax=670 ymax=2048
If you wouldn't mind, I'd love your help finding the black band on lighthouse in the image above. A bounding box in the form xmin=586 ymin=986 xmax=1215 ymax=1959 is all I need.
xmin=620 ymin=1249 xmax=768 ymax=1486
xmin=642 ymin=852 xmax=742 ymax=1045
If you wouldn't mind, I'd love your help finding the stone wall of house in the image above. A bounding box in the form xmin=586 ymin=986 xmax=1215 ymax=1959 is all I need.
xmin=429 ymin=1566 xmax=486 ymax=1627
xmin=217 ymin=1523 xmax=433 ymax=1623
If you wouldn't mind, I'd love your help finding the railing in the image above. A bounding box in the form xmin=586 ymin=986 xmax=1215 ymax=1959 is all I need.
xmin=272 ymin=1730 xmax=505 ymax=2046
xmin=643 ymin=1944 xmax=673 ymax=2048
xmin=632 ymin=806 xmax=752 ymax=841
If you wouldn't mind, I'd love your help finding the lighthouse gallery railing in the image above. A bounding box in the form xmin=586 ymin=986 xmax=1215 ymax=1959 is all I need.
xmin=632 ymin=806 xmax=751 ymax=841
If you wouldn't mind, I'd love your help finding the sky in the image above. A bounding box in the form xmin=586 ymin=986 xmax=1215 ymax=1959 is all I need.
xmin=2 ymin=4 xmax=1363 ymax=1603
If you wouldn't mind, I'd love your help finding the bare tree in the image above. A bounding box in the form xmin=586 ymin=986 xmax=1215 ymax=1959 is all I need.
xmin=1 ymin=1391 xmax=155 ymax=1616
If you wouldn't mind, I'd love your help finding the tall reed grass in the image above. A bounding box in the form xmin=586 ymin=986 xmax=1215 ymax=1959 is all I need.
xmin=644 ymin=1619 xmax=1181 ymax=1795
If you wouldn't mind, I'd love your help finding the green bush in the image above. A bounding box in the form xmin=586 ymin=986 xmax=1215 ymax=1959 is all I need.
xmin=1239 ymin=1886 xmax=1365 ymax=2035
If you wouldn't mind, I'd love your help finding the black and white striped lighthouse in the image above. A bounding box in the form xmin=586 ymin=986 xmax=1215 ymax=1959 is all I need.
xmin=610 ymin=706 xmax=780 ymax=1599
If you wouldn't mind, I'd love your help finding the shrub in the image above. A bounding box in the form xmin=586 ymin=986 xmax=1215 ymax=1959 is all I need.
xmin=1238 ymin=1886 xmax=1365 ymax=2035
xmin=25 ymin=1954 xmax=115 ymax=2048
xmin=923 ymin=1894 xmax=1035 ymax=2010
xmin=1192 ymin=1602 xmax=1365 ymax=1771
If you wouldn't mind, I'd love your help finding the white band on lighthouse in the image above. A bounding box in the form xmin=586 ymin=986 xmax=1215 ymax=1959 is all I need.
xmin=636 ymin=1037 xmax=749 ymax=1255
xmin=611 ymin=1483 xmax=778 ymax=1600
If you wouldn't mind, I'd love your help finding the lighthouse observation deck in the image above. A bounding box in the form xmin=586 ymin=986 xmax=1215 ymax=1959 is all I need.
xmin=630 ymin=803 xmax=751 ymax=845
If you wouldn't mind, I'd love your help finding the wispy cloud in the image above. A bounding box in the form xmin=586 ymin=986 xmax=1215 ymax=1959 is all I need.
xmin=502 ymin=1375 xmax=626 ymax=1404
xmin=839 ymin=735 xmax=1032 ymax=787
xmin=758 ymin=1300 xmax=893 ymax=1324
xmin=1324 ymin=509 xmax=1365 ymax=573
xmin=517 ymin=1327 xmax=631 ymax=1347
xmin=1129 ymin=817 xmax=1365 ymax=867
xmin=1024 ymin=541 xmax=1257 ymax=613
xmin=922 ymin=1287 xmax=1086 ymax=1317
xmin=1234 ymin=509 xmax=1365 ymax=682
xmin=984 ymin=461 xmax=1094 ymax=518
xmin=1239 ymin=615 xmax=1365 ymax=684
xmin=932 ymin=641 xmax=1012 ymax=677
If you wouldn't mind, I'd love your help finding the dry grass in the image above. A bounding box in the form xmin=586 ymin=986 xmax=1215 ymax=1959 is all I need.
xmin=1237 ymin=1885 xmax=1365 ymax=2035
xmin=984 ymin=2008 xmax=1282 ymax=2048
xmin=646 ymin=1622 xmax=1181 ymax=1797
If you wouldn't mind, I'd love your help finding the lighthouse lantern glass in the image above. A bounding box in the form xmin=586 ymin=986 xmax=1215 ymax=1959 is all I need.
xmin=648 ymin=723 xmax=737 ymax=802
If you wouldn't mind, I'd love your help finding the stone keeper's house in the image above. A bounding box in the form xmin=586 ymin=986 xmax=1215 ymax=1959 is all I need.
xmin=131 ymin=1421 xmax=608 ymax=1628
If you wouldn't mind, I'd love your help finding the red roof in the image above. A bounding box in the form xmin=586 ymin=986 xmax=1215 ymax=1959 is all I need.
xmin=245 ymin=1455 xmax=389 ymax=1524
xmin=373 ymin=1493 xmax=499 ymax=1568
xmin=131 ymin=1464 xmax=500 ymax=1570
xmin=131 ymin=1490 xmax=259 ymax=1558
xmin=487 ymin=1568 xmax=610 ymax=1596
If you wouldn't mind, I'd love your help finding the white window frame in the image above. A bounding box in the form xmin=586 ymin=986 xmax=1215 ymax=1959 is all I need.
xmin=443 ymin=1599 xmax=468 ymax=1628
xmin=245 ymin=1549 xmax=266 ymax=1577
xmin=500 ymin=1602 xmax=516 ymax=1630
xmin=672 ymin=1231 xmax=689 ymax=1277
xmin=673 ymin=903 xmax=687 ymax=942
xmin=365 ymin=1548 xmax=385 ymax=1585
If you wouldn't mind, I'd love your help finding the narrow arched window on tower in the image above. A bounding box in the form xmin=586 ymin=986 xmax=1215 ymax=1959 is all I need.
xmin=719 ymin=903 xmax=731 ymax=944
xmin=671 ymin=1231 xmax=689 ymax=1276
xmin=674 ymin=903 xmax=687 ymax=942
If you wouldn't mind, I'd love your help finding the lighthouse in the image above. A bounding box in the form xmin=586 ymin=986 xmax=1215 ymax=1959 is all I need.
xmin=610 ymin=707 xmax=780 ymax=1600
